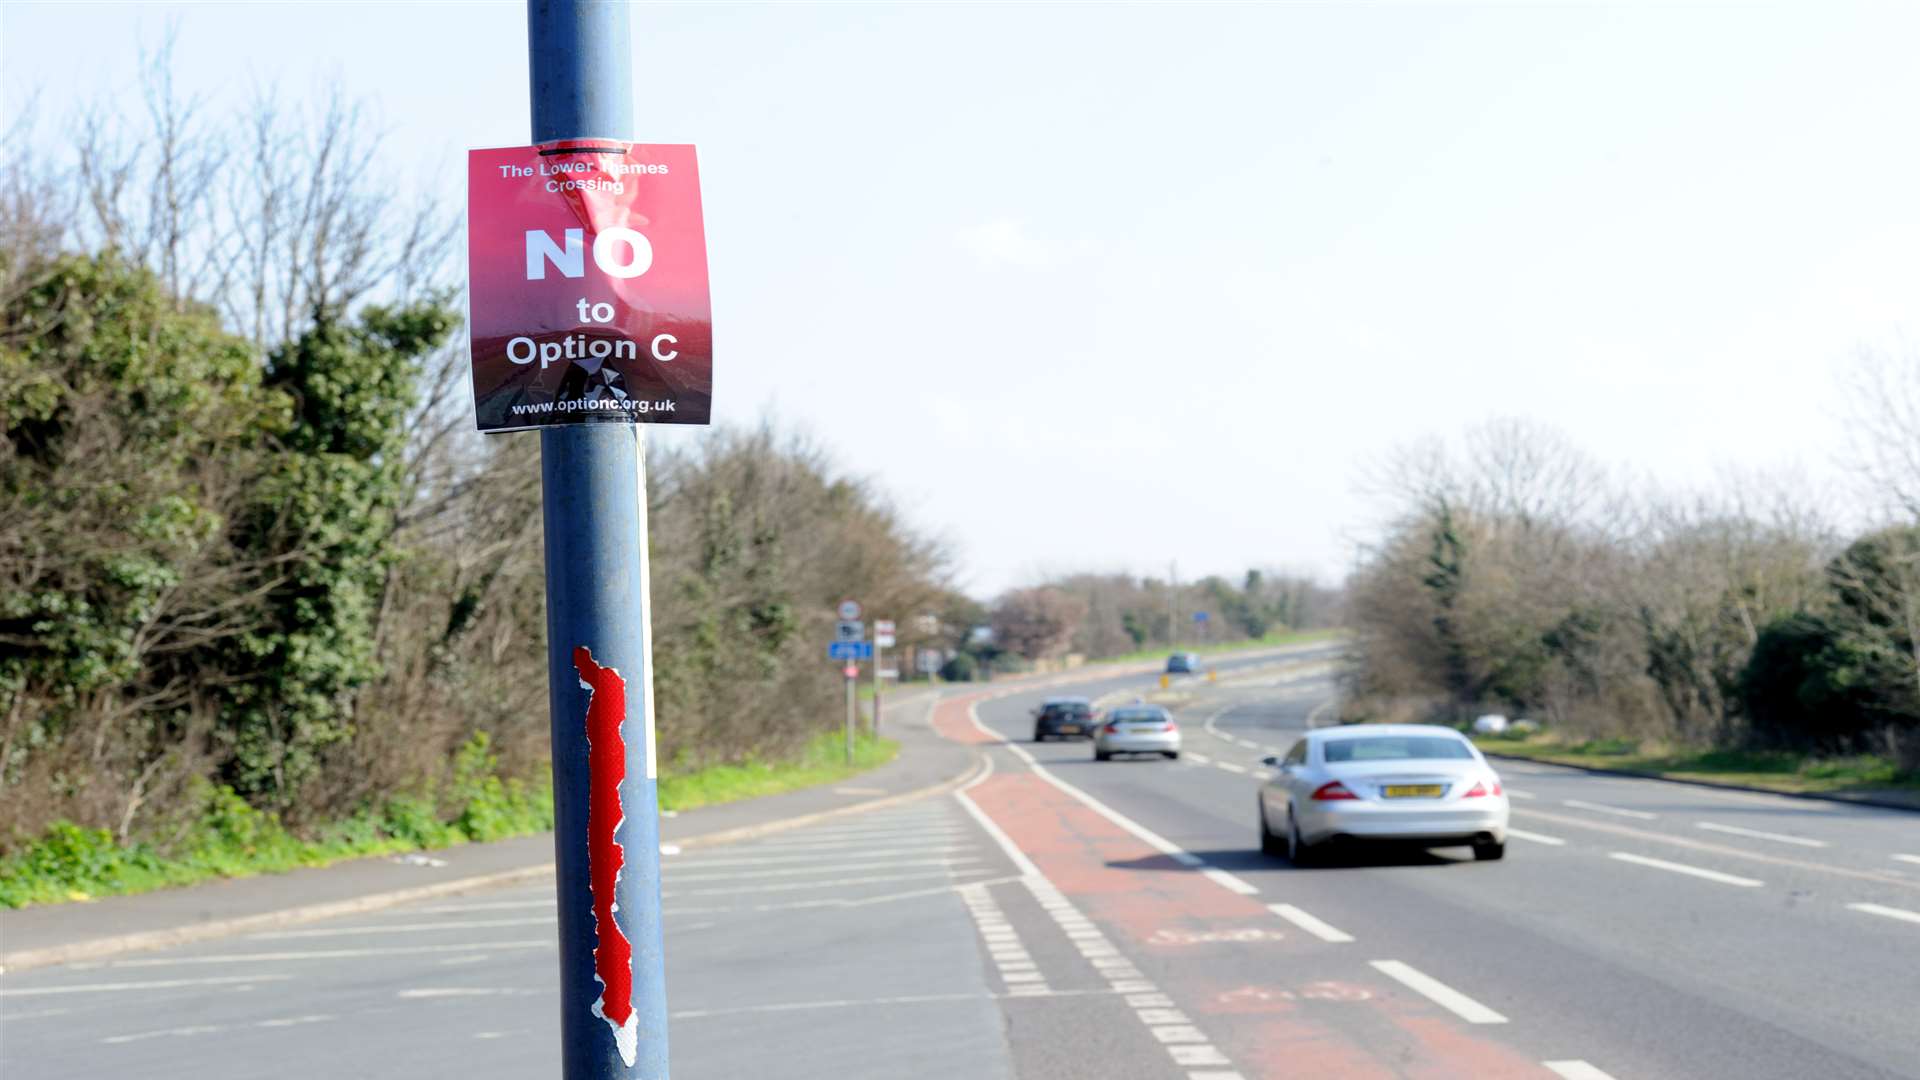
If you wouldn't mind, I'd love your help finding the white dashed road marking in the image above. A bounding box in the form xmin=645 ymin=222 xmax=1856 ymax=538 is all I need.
xmin=1893 ymin=854 xmax=1920 ymax=866
xmin=1507 ymin=828 xmax=1567 ymax=846
xmin=1565 ymin=799 xmax=1657 ymax=820
xmin=1847 ymin=902 xmax=1920 ymax=926
xmin=1695 ymin=822 xmax=1827 ymax=848
xmin=1268 ymin=903 xmax=1354 ymax=943
xmin=1369 ymin=960 xmax=1508 ymax=1024
xmin=1544 ymin=1060 xmax=1620 ymax=1079
xmin=1609 ymin=852 xmax=1763 ymax=887
xmin=0 ymin=974 xmax=294 ymax=996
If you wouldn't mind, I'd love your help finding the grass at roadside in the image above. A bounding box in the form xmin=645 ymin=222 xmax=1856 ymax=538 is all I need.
xmin=1472 ymin=733 xmax=1920 ymax=798
xmin=0 ymin=728 xmax=898 ymax=910
xmin=659 ymin=729 xmax=896 ymax=813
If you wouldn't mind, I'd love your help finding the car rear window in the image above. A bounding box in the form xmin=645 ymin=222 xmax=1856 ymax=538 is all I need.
xmin=1046 ymin=704 xmax=1091 ymax=717
xmin=1112 ymin=709 xmax=1167 ymax=723
xmin=1322 ymin=736 xmax=1472 ymax=763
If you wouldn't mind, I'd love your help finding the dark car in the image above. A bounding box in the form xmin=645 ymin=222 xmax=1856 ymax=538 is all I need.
xmin=1032 ymin=697 xmax=1096 ymax=741
xmin=1165 ymin=652 xmax=1202 ymax=674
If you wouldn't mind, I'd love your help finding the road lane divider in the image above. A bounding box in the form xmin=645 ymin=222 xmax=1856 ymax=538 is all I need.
xmin=1217 ymin=762 xmax=1248 ymax=774
xmin=1544 ymin=1061 xmax=1620 ymax=1079
xmin=0 ymin=974 xmax=295 ymax=998
xmin=1694 ymin=822 xmax=1827 ymax=848
xmin=1608 ymin=852 xmax=1763 ymax=887
xmin=1846 ymin=902 xmax=1920 ymax=926
xmin=1368 ymin=960 xmax=1508 ymax=1024
xmin=1506 ymin=828 xmax=1566 ymax=846
xmin=957 ymin=881 xmax=1050 ymax=995
xmin=1504 ymin=789 xmax=1536 ymax=800
xmin=1267 ymin=903 xmax=1354 ymax=943
xmin=1187 ymin=751 xmax=1213 ymax=764
xmin=1893 ymin=854 xmax=1920 ymax=866
xmin=1564 ymin=799 xmax=1658 ymax=820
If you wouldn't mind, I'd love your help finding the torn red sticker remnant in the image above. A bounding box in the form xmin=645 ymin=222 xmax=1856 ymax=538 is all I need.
xmin=574 ymin=645 xmax=637 ymax=1067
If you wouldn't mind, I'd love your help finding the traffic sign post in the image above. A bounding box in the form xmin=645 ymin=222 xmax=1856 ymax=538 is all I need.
xmin=513 ymin=3 xmax=687 ymax=1076
xmin=843 ymin=659 xmax=857 ymax=765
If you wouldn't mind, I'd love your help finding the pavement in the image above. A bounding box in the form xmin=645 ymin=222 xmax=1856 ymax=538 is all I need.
xmin=9 ymin=638 xmax=1916 ymax=1078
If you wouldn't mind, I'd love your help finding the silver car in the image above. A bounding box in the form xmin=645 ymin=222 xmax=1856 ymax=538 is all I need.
xmin=1257 ymin=724 xmax=1508 ymax=864
xmin=1094 ymin=705 xmax=1181 ymax=761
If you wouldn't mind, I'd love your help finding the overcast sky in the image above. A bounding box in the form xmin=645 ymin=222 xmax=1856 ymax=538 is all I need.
xmin=6 ymin=3 xmax=1917 ymax=596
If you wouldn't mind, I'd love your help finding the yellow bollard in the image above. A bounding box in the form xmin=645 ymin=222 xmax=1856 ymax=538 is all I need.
xmin=1208 ymin=669 xmax=1217 ymax=682
xmin=1159 ymin=673 xmax=1171 ymax=690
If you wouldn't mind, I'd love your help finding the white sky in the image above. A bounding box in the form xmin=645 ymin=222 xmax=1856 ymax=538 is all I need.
xmin=5 ymin=2 xmax=1917 ymax=595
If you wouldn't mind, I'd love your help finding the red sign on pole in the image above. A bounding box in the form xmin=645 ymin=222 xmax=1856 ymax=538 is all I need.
xmin=467 ymin=139 xmax=712 ymax=432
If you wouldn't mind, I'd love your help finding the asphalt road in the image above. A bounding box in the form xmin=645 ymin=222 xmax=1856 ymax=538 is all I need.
xmin=5 ymin=641 xmax=1917 ymax=1078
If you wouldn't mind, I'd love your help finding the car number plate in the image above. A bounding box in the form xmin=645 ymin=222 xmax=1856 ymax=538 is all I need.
xmin=1058 ymin=725 xmax=1080 ymax=734
xmin=1383 ymin=784 xmax=1443 ymax=798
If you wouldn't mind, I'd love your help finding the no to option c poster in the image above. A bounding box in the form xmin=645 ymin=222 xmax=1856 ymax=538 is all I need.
xmin=466 ymin=139 xmax=712 ymax=432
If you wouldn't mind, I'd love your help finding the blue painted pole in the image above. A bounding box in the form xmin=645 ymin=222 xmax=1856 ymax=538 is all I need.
xmin=527 ymin=2 xmax=669 ymax=1078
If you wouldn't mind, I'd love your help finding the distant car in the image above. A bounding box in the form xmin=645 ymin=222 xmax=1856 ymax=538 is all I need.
xmin=1257 ymin=724 xmax=1508 ymax=865
xmin=1471 ymin=713 xmax=1509 ymax=734
xmin=1094 ymin=705 xmax=1181 ymax=760
xmin=1165 ymin=652 xmax=1202 ymax=674
xmin=1032 ymin=697 xmax=1095 ymax=741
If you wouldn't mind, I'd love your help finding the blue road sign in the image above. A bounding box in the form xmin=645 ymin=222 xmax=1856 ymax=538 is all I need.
xmin=1194 ymin=611 xmax=1210 ymax=622
xmin=829 ymin=641 xmax=874 ymax=661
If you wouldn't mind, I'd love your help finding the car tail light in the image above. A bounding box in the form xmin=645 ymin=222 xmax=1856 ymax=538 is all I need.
xmin=1462 ymin=779 xmax=1502 ymax=798
xmin=1164 ymin=721 xmax=1178 ymax=732
xmin=1103 ymin=723 xmax=1120 ymax=734
xmin=1311 ymin=780 xmax=1357 ymax=801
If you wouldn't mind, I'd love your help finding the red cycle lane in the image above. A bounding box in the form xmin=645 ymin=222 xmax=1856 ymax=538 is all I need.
xmin=938 ymin=696 xmax=1549 ymax=1078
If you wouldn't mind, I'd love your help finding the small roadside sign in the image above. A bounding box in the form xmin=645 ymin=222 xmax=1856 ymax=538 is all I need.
xmin=879 ymin=667 xmax=900 ymax=680
xmin=842 ymin=664 xmax=860 ymax=679
xmin=828 ymin=641 xmax=874 ymax=661
xmin=916 ymin=648 xmax=941 ymax=674
xmin=835 ymin=620 xmax=864 ymax=643
xmin=874 ymin=618 xmax=896 ymax=648
xmin=838 ymin=599 xmax=862 ymax=621
xmin=1194 ymin=611 xmax=1210 ymax=623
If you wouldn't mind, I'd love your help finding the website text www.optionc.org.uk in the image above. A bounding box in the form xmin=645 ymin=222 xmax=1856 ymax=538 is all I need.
xmin=509 ymin=398 xmax=679 ymax=416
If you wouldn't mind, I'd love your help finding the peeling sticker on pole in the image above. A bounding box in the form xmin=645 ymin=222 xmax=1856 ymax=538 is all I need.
xmin=573 ymin=645 xmax=638 ymax=1066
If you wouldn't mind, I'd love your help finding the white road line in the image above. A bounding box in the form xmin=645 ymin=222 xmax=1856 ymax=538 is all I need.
xmin=1695 ymin=822 xmax=1828 ymax=848
xmin=1565 ymin=799 xmax=1658 ymax=820
xmin=398 ymin=988 xmax=541 ymax=998
xmin=1893 ymin=854 xmax=1920 ymax=866
xmin=1847 ymin=902 xmax=1920 ymax=926
xmin=662 ymin=874 xmax=1024 ymax=916
xmin=665 ymin=856 xmax=982 ymax=882
xmin=102 ymin=1024 xmax=224 ymax=1044
xmin=1201 ymin=868 xmax=1260 ymax=895
xmin=1186 ymin=752 xmax=1213 ymax=765
xmin=1369 ymin=960 xmax=1508 ymax=1024
xmin=85 ymin=941 xmax=552 ymax=969
xmin=410 ymin=899 xmax=555 ymax=915
xmin=1268 ymin=903 xmax=1353 ymax=943
xmin=1505 ymin=789 xmax=1537 ymax=800
xmin=1544 ymin=1061 xmax=1619 ymax=1080
xmin=1609 ymin=852 xmax=1763 ymax=887
xmin=667 ymin=843 xmax=977 ymax=868
xmin=665 ymin=867 xmax=993 ymax=898
xmin=251 ymin=916 xmax=555 ymax=940
xmin=1216 ymin=762 xmax=1248 ymax=775
xmin=1 ymin=974 xmax=294 ymax=997
xmin=1507 ymin=828 xmax=1566 ymax=846
xmin=955 ymin=754 xmax=1044 ymax=878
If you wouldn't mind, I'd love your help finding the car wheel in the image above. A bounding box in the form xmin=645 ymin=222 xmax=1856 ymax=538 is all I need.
xmin=1259 ymin=800 xmax=1286 ymax=857
xmin=1473 ymin=839 xmax=1506 ymax=862
xmin=1163 ymin=750 xmax=1180 ymax=760
xmin=1287 ymin=811 xmax=1318 ymax=868
xmin=1094 ymin=749 xmax=1111 ymax=762
xmin=1033 ymin=730 xmax=1047 ymax=743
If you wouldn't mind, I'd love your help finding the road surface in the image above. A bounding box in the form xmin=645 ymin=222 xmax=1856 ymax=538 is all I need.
xmin=5 ymin=643 xmax=1918 ymax=1078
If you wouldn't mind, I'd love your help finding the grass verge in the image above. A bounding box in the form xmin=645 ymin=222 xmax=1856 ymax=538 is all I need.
xmin=1 ymin=728 xmax=899 ymax=910
xmin=1472 ymin=734 xmax=1920 ymax=799
xmin=659 ymin=729 xmax=896 ymax=813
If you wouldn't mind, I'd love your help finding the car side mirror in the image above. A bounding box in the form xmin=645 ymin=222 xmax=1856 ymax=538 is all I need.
xmin=1261 ymin=755 xmax=1280 ymax=767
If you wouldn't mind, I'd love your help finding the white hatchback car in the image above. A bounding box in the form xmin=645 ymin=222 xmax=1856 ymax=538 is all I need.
xmin=1257 ymin=724 xmax=1508 ymax=864
xmin=1093 ymin=705 xmax=1181 ymax=761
